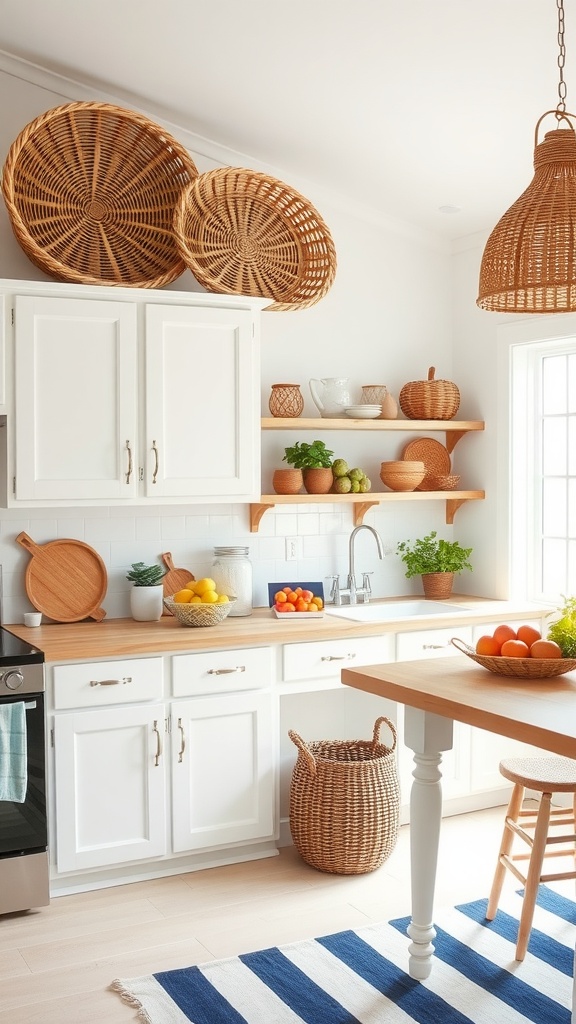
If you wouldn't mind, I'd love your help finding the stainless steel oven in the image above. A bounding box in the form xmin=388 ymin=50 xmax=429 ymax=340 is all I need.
xmin=0 ymin=630 xmax=47 ymax=915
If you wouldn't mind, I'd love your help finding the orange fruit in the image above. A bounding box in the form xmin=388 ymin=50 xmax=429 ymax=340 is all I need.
xmin=274 ymin=590 xmax=287 ymax=604
xmin=530 ymin=639 xmax=563 ymax=659
xmin=295 ymin=598 xmax=309 ymax=612
xmin=501 ymin=639 xmax=530 ymax=658
xmin=286 ymin=591 xmax=298 ymax=604
xmin=475 ymin=635 xmax=501 ymax=656
xmin=516 ymin=624 xmax=541 ymax=647
xmin=492 ymin=624 xmax=517 ymax=648
xmin=310 ymin=596 xmax=323 ymax=609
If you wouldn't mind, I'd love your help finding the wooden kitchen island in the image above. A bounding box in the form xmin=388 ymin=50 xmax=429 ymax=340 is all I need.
xmin=342 ymin=654 xmax=576 ymax=1019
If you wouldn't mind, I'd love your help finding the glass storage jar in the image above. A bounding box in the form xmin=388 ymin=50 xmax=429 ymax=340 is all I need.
xmin=211 ymin=546 xmax=253 ymax=616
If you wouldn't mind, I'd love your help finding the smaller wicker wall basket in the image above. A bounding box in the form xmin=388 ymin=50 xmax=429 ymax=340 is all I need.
xmin=288 ymin=716 xmax=399 ymax=875
xmin=173 ymin=168 xmax=337 ymax=311
xmin=2 ymin=102 xmax=199 ymax=288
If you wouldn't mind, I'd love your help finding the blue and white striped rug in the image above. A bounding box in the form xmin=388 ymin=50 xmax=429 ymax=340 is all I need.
xmin=111 ymin=886 xmax=575 ymax=1023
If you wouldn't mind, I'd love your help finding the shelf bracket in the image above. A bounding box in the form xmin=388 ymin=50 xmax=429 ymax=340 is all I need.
xmin=444 ymin=430 xmax=468 ymax=455
xmin=445 ymin=497 xmax=469 ymax=524
xmin=249 ymin=503 xmax=275 ymax=533
xmin=353 ymin=501 xmax=379 ymax=526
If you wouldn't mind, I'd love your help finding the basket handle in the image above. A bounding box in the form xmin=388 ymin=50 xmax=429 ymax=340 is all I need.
xmin=288 ymin=729 xmax=316 ymax=776
xmin=372 ymin=716 xmax=397 ymax=753
xmin=450 ymin=637 xmax=475 ymax=655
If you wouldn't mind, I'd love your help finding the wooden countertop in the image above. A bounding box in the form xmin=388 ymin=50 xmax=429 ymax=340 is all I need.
xmin=3 ymin=597 xmax=553 ymax=662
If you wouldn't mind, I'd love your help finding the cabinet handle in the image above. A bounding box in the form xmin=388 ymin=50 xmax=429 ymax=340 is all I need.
xmin=177 ymin=717 xmax=186 ymax=763
xmin=125 ymin=441 xmax=133 ymax=484
xmin=321 ymin=653 xmax=357 ymax=662
xmin=89 ymin=676 xmax=132 ymax=687
xmin=207 ymin=666 xmax=246 ymax=675
xmin=422 ymin=643 xmax=447 ymax=649
xmin=152 ymin=440 xmax=159 ymax=484
xmin=153 ymin=719 xmax=162 ymax=766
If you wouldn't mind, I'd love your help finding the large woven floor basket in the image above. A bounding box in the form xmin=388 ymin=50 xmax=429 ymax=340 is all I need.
xmin=2 ymin=102 xmax=198 ymax=288
xmin=173 ymin=168 xmax=337 ymax=311
xmin=288 ymin=716 xmax=399 ymax=875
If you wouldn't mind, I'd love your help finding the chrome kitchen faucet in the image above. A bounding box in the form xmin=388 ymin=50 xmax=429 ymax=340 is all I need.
xmin=328 ymin=524 xmax=385 ymax=605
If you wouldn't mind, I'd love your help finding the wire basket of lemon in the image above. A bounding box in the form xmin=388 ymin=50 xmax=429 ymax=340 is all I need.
xmin=165 ymin=577 xmax=235 ymax=627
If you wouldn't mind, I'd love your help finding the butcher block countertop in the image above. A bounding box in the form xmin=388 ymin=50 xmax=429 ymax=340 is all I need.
xmin=4 ymin=596 xmax=553 ymax=662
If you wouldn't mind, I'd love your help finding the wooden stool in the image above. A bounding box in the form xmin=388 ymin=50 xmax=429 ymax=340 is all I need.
xmin=486 ymin=756 xmax=576 ymax=960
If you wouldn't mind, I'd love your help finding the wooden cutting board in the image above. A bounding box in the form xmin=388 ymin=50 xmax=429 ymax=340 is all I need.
xmin=161 ymin=552 xmax=195 ymax=614
xmin=16 ymin=532 xmax=107 ymax=622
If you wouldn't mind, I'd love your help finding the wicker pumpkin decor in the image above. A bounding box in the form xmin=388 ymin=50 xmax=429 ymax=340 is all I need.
xmin=2 ymin=102 xmax=199 ymax=288
xmin=399 ymin=366 xmax=460 ymax=420
xmin=173 ymin=167 xmax=337 ymax=311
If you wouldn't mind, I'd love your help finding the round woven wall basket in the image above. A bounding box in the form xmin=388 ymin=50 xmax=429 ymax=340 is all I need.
xmin=173 ymin=168 xmax=337 ymax=311
xmin=2 ymin=102 xmax=199 ymax=288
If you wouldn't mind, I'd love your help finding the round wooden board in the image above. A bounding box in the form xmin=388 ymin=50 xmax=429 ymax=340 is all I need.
xmin=17 ymin=532 xmax=107 ymax=622
xmin=161 ymin=552 xmax=195 ymax=615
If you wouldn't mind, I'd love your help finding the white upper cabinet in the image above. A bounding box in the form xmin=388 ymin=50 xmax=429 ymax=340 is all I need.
xmin=5 ymin=280 xmax=264 ymax=506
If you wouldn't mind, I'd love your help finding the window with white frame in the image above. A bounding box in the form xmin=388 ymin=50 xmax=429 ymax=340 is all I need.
xmin=511 ymin=337 xmax=576 ymax=604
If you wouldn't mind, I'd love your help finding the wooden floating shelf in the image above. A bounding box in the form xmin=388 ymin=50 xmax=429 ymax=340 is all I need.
xmin=261 ymin=418 xmax=484 ymax=455
xmin=249 ymin=490 xmax=485 ymax=532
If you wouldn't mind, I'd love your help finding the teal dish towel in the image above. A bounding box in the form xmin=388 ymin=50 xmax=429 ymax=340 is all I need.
xmin=0 ymin=701 xmax=27 ymax=803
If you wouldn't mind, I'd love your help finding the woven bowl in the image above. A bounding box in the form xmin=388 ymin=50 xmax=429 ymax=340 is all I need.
xmin=164 ymin=597 xmax=235 ymax=627
xmin=173 ymin=168 xmax=337 ymax=311
xmin=2 ymin=101 xmax=198 ymax=288
xmin=451 ymin=638 xmax=576 ymax=679
xmin=422 ymin=473 xmax=461 ymax=491
xmin=380 ymin=460 xmax=425 ymax=491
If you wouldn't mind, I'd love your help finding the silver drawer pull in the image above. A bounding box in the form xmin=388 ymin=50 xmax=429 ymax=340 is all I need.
xmin=89 ymin=676 xmax=133 ymax=686
xmin=207 ymin=666 xmax=246 ymax=675
xmin=422 ymin=644 xmax=447 ymax=650
xmin=153 ymin=719 xmax=162 ymax=766
xmin=321 ymin=653 xmax=357 ymax=662
xmin=177 ymin=717 xmax=186 ymax=763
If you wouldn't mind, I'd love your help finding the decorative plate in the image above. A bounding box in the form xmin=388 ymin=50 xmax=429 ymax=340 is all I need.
xmin=402 ymin=437 xmax=451 ymax=490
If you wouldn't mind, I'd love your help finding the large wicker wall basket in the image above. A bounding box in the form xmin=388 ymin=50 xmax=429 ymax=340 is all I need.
xmin=173 ymin=167 xmax=337 ymax=311
xmin=2 ymin=102 xmax=199 ymax=288
xmin=288 ymin=716 xmax=399 ymax=875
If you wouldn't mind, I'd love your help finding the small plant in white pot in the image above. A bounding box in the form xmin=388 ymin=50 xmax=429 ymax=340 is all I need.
xmin=396 ymin=531 xmax=473 ymax=599
xmin=126 ymin=561 xmax=166 ymax=621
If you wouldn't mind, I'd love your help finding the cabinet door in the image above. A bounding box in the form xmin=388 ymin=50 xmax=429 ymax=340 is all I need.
xmin=171 ymin=692 xmax=274 ymax=853
xmin=15 ymin=295 xmax=138 ymax=500
xmin=144 ymin=304 xmax=259 ymax=499
xmin=53 ymin=704 xmax=166 ymax=872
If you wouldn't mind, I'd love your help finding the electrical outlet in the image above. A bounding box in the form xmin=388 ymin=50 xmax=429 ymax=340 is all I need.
xmin=285 ymin=536 xmax=301 ymax=561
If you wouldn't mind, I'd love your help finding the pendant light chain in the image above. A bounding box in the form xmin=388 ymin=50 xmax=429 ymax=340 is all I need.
xmin=557 ymin=0 xmax=567 ymax=115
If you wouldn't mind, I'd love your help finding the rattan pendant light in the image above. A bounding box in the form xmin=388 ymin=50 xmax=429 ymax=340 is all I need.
xmin=477 ymin=0 xmax=576 ymax=313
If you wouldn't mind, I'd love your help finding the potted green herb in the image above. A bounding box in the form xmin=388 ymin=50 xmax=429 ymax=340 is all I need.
xmin=282 ymin=440 xmax=335 ymax=494
xmin=126 ymin=561 xmax=166 ymax=620
xmin=396 ymin=531 xmax=473 ymax=599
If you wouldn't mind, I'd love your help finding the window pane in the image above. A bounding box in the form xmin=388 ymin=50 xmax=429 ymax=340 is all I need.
xmin=569 ymin=539 xmax=576 ymax=592
xmin=542 ymin=417 xmax=567 ymax=474
xmin=569 ymin=353 xmax=576 ymax=413
xmin=542 ymin=355 xmax=567 ymax=414
xmin=570 ymin=416 xmax=576 ymax=475
xmin=542 ymin=478 xmax=567 ymax=535
xmin=542 ymin=538 xmax=567 ymax=594
xmin=570 ymin=478 xmax=576 ymax=538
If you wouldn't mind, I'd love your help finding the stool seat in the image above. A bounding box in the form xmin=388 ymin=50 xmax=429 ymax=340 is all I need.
xmin=499 ymin=755 xmax=576 ymax=792
xmin=486 ymin=755 xmax=576 ymax=961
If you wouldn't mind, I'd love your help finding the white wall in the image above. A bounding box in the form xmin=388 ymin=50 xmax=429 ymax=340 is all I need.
xmin=0 ymin=55 xmax=476 ymax=625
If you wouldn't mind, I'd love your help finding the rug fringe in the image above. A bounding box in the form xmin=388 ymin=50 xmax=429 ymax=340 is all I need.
xmin=110 ymin=979 xmax=153 ymax=1023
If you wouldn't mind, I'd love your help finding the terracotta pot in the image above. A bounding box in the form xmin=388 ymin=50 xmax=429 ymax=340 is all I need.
xmin=272 ymin=468 xmax=303 ymax=495
xmin=303 ymin=467 xmax=334 ymax=494
xmin=421 ymin=572 xmax=454 ymax=599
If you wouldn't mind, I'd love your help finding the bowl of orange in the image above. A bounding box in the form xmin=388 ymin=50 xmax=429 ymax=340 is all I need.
xmin=452 ymin=624 xmax=576 ymax=678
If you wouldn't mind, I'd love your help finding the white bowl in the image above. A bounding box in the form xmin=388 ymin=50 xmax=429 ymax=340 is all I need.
xmin=345 ymin=406 xmax=381 ymax=419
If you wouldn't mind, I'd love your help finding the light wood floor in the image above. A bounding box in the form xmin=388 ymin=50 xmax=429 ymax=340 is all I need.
xmin=0 ymin=805 xmax=570 ymax=1023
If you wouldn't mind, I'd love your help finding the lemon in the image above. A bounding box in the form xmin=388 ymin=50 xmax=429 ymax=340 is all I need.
xmin=216 ymin=593 xmax=230 ymax=603
xmin=173 ymin=589 xmax=193 ymax=603
xmin=201 ymin=589 xmax=219 ymax=604
xmin=193 ymin=577 xmax=217 ymax=596
xmin=189 ymin=594 xmax=203 ymax=603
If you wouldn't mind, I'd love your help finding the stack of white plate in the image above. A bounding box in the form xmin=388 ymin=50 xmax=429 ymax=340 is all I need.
xmin=344 ymin=404 xmax=382 ymax=419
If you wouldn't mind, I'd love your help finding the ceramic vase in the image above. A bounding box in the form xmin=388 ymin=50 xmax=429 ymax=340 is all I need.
xmin=130 ymin=584 xmax=164 ymax=621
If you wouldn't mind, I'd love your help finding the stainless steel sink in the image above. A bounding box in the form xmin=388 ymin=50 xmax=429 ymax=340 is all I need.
xmin=325 ymin=600 xmax=470 ymax=622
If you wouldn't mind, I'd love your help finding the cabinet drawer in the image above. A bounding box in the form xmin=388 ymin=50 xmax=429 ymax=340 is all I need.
xmin=396 ymin=625 xmax=473 ymax=661
xmin=172 ymin=646 xmax=272 ymax=696
xmin=53 ymin=657 xmax=163 ymax=709
xmin=283 ymin=634 xmax=394 ymax=682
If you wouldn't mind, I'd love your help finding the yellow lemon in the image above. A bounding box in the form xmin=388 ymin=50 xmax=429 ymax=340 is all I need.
xmin=201 ymin=590 xmax=219 ymax=604
xmin=189 ymin=594 xmax=203 ymax=603
xmin=193 ymin=577 xmax=217 ymax=596
xmin=216 ymin=594 xmax=229 ymax=604
xmin=173 ymin=589 xmax=193 ymax=603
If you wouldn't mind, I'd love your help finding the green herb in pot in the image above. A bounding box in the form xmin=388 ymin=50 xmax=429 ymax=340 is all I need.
xmin=547 ymin=595 xmax=576 ymax=656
